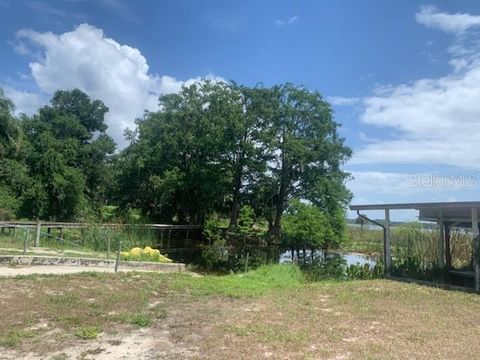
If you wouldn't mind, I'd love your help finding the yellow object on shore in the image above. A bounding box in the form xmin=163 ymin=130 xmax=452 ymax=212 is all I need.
xmin=120 ymin=246 xmax=173 ymax=263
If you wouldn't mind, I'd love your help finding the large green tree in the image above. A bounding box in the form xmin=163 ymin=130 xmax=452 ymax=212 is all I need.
xmin=263 ymin=84 xmax=352 ymax=239
xmin=0 ymin=89 xmax=22 ymax=159
xmin=224 ymin=84 xmax=273 ymax=229
xmin=21 ymin=89 xmax=115 ymax=220
xmin=0 ymin=89 xmax=29 ymax=219
xmin=117 ymin=81 xmax=237 ymax=223
xmin=116 ymin=81 xmax=351 ymax=239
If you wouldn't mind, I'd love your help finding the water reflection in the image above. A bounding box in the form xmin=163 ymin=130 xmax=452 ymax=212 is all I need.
xmin=279 ymin=249 xmax=376 ymax=267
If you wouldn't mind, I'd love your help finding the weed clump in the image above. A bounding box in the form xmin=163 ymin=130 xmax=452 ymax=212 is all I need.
xmin=75 ymin=326 xmax=100 ymax=340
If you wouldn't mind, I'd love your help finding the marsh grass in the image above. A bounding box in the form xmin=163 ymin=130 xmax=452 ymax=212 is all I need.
xmin=347 ymin=223 xmax=474 ymax=279
xmin=450 ymin=228 xmax=473 ymax=268
xmin=78 ymin=225 xmax=158 ymax=252
xmin=0 ymin=224 xmax=159 ymax=260
xmin=345 ymin=227 xmax=384 ymax=255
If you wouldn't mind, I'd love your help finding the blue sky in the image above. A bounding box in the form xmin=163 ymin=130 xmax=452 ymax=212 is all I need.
xmin=2 ymin=0 xmax=480 ymax=220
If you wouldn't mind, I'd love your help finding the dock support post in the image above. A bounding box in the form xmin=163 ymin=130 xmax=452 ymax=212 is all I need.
xmin=472 ymin=208 xmax=480 ymax=292
xmin=35 ymin=220 xmax=41 ymax=247
xmin=438 ymin=211 xmax=445 ymax=268
xmin=445 ymin=224 xmax=452 ymax=269
xmin=385 ymin=209 xmax=392 ymax=275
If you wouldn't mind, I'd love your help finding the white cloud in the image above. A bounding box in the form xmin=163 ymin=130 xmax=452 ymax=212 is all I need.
xmin=2 ymin=85 xmax=46 ymax=116
xmin=349 ymin=171 xmax=421 ymax=197
xmin=275 ymin=15 xmax=300 ymax=27
xmin=415 ymin=5 xmax=480 ymax=35
xmin=347 ymin=171 xmax=426 ymax=220
xmin=352 ymin=7 xmax=480 ymax=169
xmin=327 ymin=96 xmax=361 ymax=106
xmin=353 ymin=60 xmax=480 ymax=168
xmin=11 ymin=24 xmax=223 ymax=147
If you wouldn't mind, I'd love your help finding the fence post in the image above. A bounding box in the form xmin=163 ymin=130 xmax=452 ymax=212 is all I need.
xmin=472 ymin=208 xmax=480 ymax=292
xmin=23 ymin=228 xmax=28 ymax=255
xmin=107 ymin=237 xmax=111 ymax=260
xmin=244 ymin=251 xmax=249 ymax=273
xmin=35 ymin=220 xmax=41 ymax=247
xmin=114 ymin=240 xmax=121 ymax=273
xmin=438 ymin=210 xmax=445 ymax=268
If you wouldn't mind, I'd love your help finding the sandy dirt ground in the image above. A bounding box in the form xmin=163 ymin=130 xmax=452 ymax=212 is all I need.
xmin=0 ymin=265 xmax=159 ymax=277
xmin=0 ymin=327 xmax=199 ymax=360
xmin=3 ymin=271 xmax=480 ymax=359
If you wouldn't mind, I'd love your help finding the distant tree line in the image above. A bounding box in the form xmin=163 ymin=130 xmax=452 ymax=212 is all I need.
xmin=0 ymin=81 xmax=352 ymax=244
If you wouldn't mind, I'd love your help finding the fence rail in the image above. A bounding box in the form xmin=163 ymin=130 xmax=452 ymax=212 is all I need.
xmin=0 ymin=221 xmax=203 ymax=257
xmin=0 ymin=221 xmax=201 ymax=230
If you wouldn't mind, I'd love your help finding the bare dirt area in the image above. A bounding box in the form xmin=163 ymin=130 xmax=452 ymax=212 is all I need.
xmin=0 ymin=265 xmax=154 ymax=277
xmin=1 ymin=271 xmax=480 ymax=359
xmin=1 ymin=327 xmax=199 ymax=360
xmin=0 ymin=271 xmax=241 ymax=360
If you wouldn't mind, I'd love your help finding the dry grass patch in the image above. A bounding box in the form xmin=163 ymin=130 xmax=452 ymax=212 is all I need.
xmin=200 ymin=280 xmax=480 ymax=359
xmin=0 ymin=271 xmax=170 ymax=354
xmin=1 ymin=265 xmax=480 ymax=359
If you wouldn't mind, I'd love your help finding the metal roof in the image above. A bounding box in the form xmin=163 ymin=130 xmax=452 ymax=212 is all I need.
xmin=350 ymin=201 xmax=480 ymax=225
xmin=350 ymin=201 xmax=480 ymax=211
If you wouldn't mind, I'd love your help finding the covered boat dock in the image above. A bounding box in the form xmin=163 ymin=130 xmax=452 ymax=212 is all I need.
xmin=350 ymin=201 xmax=480 ymax=292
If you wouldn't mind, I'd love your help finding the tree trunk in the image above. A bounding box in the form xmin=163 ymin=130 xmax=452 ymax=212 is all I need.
xmin=228 ymin=163 xmax=243 ymax=229
xmin=270 ymin=146 xmax=292 ymax=240
xmin=271 ymin=166 xmax=289 ymax=239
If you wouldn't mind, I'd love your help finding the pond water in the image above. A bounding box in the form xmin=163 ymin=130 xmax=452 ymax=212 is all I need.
xmin=279 ymin=250 xmax=377 ymax=267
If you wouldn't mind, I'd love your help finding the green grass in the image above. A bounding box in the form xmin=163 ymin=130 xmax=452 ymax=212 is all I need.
xmin=122 ymin=313 xmax=152 ymax=327
xmin=74 ymin=326 xmax=100 ymax=340
xmin=171 ymin=264 xmax=304 ymax=298
xmin=0 ymin=329 xmax=35 ymax=348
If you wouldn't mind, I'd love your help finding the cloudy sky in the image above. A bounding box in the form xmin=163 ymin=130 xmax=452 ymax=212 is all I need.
xmin=2 ymin=0 xmax=480 ymax=220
